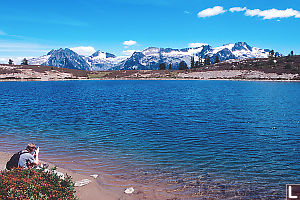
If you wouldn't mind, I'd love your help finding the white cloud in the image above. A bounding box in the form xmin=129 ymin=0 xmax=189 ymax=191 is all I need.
xmin=70 ymin=46 xmax=96 ymax=56
xmin=229 ymin=7 xmax=247 ymax=12
xmin=197 ymin=6 xmax=226 ymax=18
xmin=0 ymin=57 xmax=9 ymax=64
xmin=245 ymin=9 xmax=261 ymax=17
xmin=0 ymin=41 xmax=52 ymax=64
xmin=188 ymin=43 xmax=208 ymax=48
xmin=184 ymin=10 xmax=190 ymax=14
xmin=245 ymin=8 xmax=300 ymax=19
xmin=123 ymin=40 xmax=137 ymax=46
xmin=122 ymin=50 xmax=139 ymax=56
xmin=196 ymin=6 xmax=300 ymax=20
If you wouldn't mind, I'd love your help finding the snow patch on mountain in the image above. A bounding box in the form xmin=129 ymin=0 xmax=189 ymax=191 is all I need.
xmin=29 ymin=42 xmax=282 ymax=71
xmin=29 ymin=55 xmax=51 ymax=65
xmin=83 ymin=50 xmax=129 ymax=70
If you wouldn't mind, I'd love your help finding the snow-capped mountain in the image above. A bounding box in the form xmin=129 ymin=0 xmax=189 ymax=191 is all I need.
xmin=29 ymin=48 xmax=91 ymax=70
xmin=84 ymin=50 xmax=128 ymax=71
xmin=112 ymin=42 xmax=281 ymax=70
xmin=29 ymin=42 xmax=281 ymax=71
xmin=209 ymin=42 xmax=280 ymax=60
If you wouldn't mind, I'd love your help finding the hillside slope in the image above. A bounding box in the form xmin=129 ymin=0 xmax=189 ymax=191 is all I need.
xmin=2 ymin=55 xmax=299 ymax=81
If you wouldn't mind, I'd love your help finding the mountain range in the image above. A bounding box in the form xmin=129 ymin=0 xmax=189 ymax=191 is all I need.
xmin=29 ymin=42 xmax=281 ymax=71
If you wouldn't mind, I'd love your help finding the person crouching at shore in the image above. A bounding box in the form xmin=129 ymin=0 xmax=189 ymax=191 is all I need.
xmin=18 ymin=143 xmax=40 ymax=168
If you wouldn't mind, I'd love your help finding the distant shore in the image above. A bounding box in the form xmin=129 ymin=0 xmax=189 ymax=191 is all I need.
xmin=1 ymin=61 xmax=299 ymax=82
xmin=0 ymin=77 xmax=299 ymax=82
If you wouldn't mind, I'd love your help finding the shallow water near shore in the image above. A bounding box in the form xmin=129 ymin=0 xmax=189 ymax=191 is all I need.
xmin=0 ymin=80 xmax=299 ymax=199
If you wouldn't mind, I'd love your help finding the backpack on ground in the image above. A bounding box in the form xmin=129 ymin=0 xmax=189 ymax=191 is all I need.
xmin=6 ymin=151 xmax=26 ymax=170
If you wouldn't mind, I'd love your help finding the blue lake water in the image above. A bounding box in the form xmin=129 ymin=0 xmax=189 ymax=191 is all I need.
xmin=0 ymin=80 xmax=299 ymax=199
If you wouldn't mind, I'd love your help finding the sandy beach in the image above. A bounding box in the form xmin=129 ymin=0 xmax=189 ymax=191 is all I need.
xmin=0 ymin=151 xmax=140 ymax=200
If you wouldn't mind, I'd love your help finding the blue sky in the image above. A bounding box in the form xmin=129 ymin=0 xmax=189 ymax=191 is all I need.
xmin=0 ymin=0 xmax=299 ymax=62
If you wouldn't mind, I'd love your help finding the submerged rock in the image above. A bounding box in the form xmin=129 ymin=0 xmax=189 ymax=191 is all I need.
xmin=74 ymin=179 xmax=92 ymax=187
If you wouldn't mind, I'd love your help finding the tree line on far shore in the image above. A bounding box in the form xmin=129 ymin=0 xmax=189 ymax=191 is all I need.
xmin=159 ymin=54 xmax=221 ymax=70
xmin=159 ymin=50 xmax=295 ymax=70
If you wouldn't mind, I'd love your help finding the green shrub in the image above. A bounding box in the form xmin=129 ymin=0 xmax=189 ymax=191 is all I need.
xmin=0 ymin=167 xmax=77 ymax=200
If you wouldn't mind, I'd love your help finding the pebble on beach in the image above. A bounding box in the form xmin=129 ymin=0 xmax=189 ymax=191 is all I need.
xmin=124 ymin=187 xmax=135 ymax=194
xmin=90 ymin=174 xmax=99 ymax=179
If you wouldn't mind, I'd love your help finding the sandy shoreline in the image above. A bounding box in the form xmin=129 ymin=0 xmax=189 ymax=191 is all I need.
xmin=0 ymin=151 xmax=137 ymax=200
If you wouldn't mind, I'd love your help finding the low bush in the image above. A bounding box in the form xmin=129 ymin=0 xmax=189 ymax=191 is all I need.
xmin=0 ymin=167 xmax=77 ymax=200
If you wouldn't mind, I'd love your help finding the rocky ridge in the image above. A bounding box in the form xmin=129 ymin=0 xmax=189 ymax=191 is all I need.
xmin=29 ymin=42 xmax=282 ymax=71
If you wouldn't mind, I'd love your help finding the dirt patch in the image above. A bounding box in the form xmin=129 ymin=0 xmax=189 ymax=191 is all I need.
xmin=0 ymin=64 xmax=88 ymax=81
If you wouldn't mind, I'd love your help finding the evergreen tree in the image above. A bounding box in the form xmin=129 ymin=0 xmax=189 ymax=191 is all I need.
xmin=8 ymin=59 xmax=13 ymax=65
xmin=179 ymin=61 xmax=188 ymax=70
xmin=169 ymin=64 xmax=172 ymax=70
xmin=21 ymin=58 xmax=28 ymax=65
xmin=269 ymin=50 xmax=274 ymax=58
xmin=215 ymin=55 xmax=220 ymax=63
xmin=291 ymin=51 xmax=294 ymax=56
xmin=195 ymin=61 xmax=199 ymax=68
xmin=204 ymin=56 xmax=211 ymax=66
xmin=191 ymin=56 xmax=195 ymax=69
xmin=207 ymin=57 xmax=211 ymax=65
xmin=159 ymin=63 xmax=166 ymax=70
